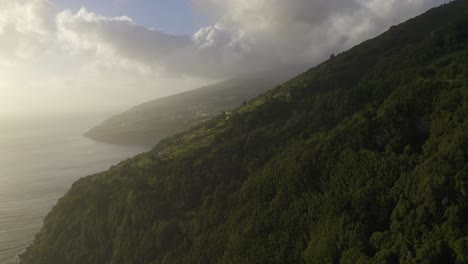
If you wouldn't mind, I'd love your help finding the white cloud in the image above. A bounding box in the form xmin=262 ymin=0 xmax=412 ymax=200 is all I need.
xmin=2 ymin=0 xmax=448 ymax=76
xmin=56 ymin=8 xmax=190 ymax=62
xmin=0 ymin=0 xmax=55 ymax=62
xmin=52 ymin=0 xmax=449 ymax=78
xmin=0 ymin=1 xmax=212 ymax=115
xmin=0 ymin=0 xmax=451 ymax=74
xmin=190 ymin=0 xmax=449 ymax=70
xmin=0 ymin=0 xmax=451 ymax=115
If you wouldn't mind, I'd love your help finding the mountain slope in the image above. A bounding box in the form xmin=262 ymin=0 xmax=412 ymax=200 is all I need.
xmin=20 ymin=1 xmax=468 ymax=263
xmin=85 ymin=69 xmax=301 ymax=146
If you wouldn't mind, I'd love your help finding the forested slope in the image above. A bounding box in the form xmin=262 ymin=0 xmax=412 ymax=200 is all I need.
xmin=20 ymin=1 xmax=468 ymax=263
xmin=85 ymin=69 xmax=301 ymax=146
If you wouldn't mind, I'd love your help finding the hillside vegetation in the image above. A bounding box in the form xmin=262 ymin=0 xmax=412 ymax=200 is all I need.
xmin=85 ymin=70 xmax=300 ymax=146
xmin=20 ymin=1 xmax=468 ymax=263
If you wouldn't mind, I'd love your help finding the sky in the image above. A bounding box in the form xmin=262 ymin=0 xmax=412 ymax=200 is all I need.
xmin=0 ymin=0 xmax=450 ymax=116
xmin=52 ymin=0 xmax=203 ymax=34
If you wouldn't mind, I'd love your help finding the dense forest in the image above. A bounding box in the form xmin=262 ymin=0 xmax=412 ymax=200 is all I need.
xmin=20 ymin=1 xmax=468 ymax=263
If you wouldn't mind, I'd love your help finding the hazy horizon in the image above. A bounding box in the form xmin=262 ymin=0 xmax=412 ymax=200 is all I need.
xmin=0 ymin=0 xmax=449 ymax=117
xmin=1 ymin=1 xmax=466 ymax=263
xmin=0 ymin=113 xmax=151 ymax=263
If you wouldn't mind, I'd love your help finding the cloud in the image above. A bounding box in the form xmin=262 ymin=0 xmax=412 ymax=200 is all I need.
xmin=190 ymin=0 xmax=449 ymax=70
xmin=56 ymin=8 xmax=191 ymax=72
xmin=0 ymin=0 xmax=55 ymax=62
xmin=55 ymin=8 xmax=255 ymax=78
xmin=0 ymin=0 xmax=212 ymax=114
xmin=0 ymin=0 xmax=451 ymax=75
xmin=0 ymin=0 xmax=451 ymax=114
xmin=0 ymin=0 xmax=449 ymax=76
xmin=51 ymin=0 xmax=449 ymax=78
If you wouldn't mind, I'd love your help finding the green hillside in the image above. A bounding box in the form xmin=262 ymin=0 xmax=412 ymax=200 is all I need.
xmin=20 ymin=1 xmax=468 ymax=263
xmin=85 ymin=70 xmax=301 ymax=146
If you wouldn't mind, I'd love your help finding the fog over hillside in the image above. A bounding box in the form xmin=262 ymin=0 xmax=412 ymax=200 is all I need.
xmin=0 ymin=0 xmax=448 ymax=115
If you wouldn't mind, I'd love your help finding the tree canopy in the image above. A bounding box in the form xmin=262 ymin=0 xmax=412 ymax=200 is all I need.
xmin=20 ymin=1 xmax=468 ymax=263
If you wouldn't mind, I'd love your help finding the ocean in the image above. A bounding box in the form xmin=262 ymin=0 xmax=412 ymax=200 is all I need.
xmin=0 ymin=114 xmax=151 ymax=264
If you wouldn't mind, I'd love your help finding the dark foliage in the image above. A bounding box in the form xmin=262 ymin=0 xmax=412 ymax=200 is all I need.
xmin=20 ymin=1 xmax=468 ymax=263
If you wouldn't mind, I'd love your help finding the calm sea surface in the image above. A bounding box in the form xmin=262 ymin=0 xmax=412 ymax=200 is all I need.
xmin=0 ymin=114 xmax=151 ymax=264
